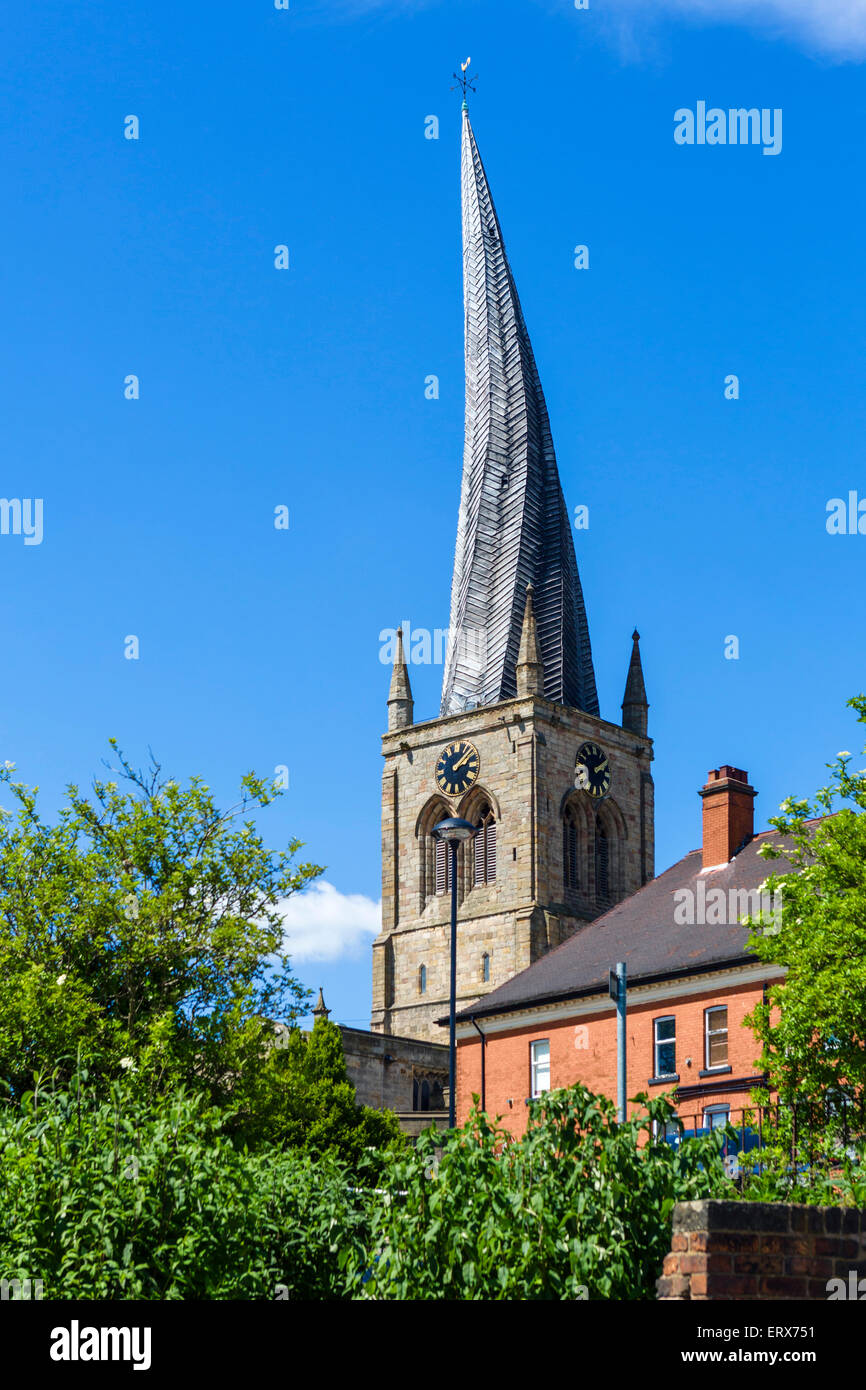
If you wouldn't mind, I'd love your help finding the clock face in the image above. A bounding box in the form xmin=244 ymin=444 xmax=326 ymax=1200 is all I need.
xmin=435 ymin=740 xmax=480 ymax=797
xmin=575 ymin=741 xmax=611 ymax=799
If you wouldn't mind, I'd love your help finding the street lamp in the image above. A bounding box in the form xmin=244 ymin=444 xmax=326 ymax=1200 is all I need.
xmin=433 ymin=816 xmax=478 ymax=1128
xmin=608 ymin=961 xmax=627 ymax=1123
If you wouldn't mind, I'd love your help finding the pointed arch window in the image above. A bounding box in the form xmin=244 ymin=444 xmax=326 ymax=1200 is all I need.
xmin=563 ymin=806 xmax=579 ymax=890
xmin=595 ymin=815 xmax=610 ymax=904
xmin=473 ymin=804 xmax=496 ymax=885
xmin=434 ymin=836 xmax=452 ymax=895
xmin=421 ymin=799 xmax=452 ymax=908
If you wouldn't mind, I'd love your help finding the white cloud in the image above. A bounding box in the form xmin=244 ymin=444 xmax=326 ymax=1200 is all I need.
xmin=278 ymin=881 xmax=381 ymax=963
xmin=324 ymin=0 xmax=866 ymax=59
xmin=606 ymin=0 xmax=866 ymax=60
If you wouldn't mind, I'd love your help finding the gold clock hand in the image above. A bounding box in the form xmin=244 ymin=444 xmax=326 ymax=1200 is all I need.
xmin=453 ymin=750 xmax=473 ymax=770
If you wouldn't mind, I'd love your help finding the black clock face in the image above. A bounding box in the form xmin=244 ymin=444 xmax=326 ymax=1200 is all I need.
xmin=575 ymin=741 xmax=611 ymax=798
xmin=435 ymin=740 xmax=480 ymax=797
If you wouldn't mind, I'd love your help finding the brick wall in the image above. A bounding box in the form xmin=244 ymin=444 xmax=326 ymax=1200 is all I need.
xmin=658 ymin=1200 xmax=866 ymax=1300
xmin=457 ymin=975 xmax=767 ymax=1134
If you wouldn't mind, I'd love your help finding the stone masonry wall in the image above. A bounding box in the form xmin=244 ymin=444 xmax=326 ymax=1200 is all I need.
xmin=372 ymin=692 xmax=654 ymax=1041
xmin=339 ymin=1025 xmax=447 ymax=1113
xmin=658 ymin=1200 xmax=866 ymax=1300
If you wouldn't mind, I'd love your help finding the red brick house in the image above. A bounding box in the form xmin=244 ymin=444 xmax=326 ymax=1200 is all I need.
xmin=454 ymin=766 xmax=793 ymax=1135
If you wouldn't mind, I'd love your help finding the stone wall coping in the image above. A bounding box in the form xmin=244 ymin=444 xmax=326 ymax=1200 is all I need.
xmin=672 ymin=1199 xmax=866 ymax=1234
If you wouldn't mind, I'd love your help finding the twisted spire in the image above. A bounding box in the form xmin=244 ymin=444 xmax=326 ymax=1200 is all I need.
xmin=440 ymin=111 xmax=598 ymax=717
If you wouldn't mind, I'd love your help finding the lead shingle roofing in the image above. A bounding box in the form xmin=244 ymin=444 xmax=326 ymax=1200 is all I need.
xmin=440 ymin=111 xmax=598 ymax=719
xmin=455 ymin=828 xmax=802 ymax=1022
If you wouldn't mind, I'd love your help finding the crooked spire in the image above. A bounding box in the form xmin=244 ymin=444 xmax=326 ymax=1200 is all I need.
xmin=621 ymin=629 xmax=649 ymax=737
xmin=440 ymin=109 xmax=598 ymax=718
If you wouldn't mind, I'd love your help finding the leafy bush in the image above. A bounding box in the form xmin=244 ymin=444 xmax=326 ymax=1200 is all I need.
xmin=358 ymin=1084 xmax=733 ymax=1300
xmin=231 ymin=1017 xmax=406 ymax=1168
xmin=0 ymin=1073 xmax=372 ymax=1299
xmin=729 ymin=1101 xmax=866 ymax=1206
xmin=0 ymin=1078 xmax=749 ymax=1301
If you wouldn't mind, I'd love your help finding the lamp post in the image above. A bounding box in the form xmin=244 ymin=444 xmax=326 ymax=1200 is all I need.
xmin=608 ymin=960 xmax=627 ymax=1123
xmin=433 ymin=816 xmax=478 ymax=1128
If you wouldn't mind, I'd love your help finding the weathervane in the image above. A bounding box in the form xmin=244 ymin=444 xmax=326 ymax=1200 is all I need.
xmin=451 ymin=57 xmax=477 ymax=107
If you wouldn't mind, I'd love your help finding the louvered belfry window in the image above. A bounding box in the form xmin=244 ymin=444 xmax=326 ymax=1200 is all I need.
xmin=563 ymin=808 xmax=579 ymax=889
xmin=435 ymin=835 xmax=448 ymax=894
xmin=595 ymin=815 xmax=609 ymax=902
xmin=474 ymin=805 xmax=496 ymax=885
xmin=473 ymin=826 xmax=485 ymax=883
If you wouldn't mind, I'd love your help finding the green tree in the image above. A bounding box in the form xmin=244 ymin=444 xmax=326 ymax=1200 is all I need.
xmin=744 ymin=695 xmax=866 ymax=1115
xmin=232 ymin=1017 xmax=405 ymax=1165
xmin=0 ymin=744 xmax=321 ymax=1110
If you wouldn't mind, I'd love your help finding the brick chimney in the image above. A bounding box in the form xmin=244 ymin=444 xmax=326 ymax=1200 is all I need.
xmin=699 ymin=766 xmax=756 ymax=868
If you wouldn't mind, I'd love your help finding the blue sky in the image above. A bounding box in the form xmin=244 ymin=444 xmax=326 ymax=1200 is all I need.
xmin=2 ymin=1 xmax=865 ymax=1029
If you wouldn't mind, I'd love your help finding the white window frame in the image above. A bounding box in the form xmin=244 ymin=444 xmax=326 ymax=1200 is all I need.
xmin=704 ymin=1006 xmax=729 ymax=1070
xmin=530 ymin=1039 xmax=551 ymax=1098
xmin=653 ymin=1015 xmax=676 ymax=1078
xmin=703 ymin=1105 xmax=730 ymax=1131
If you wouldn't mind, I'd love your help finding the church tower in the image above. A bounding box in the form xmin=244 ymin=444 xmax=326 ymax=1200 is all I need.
xmin=371 ymin=100 xmax=654 ymax=1041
